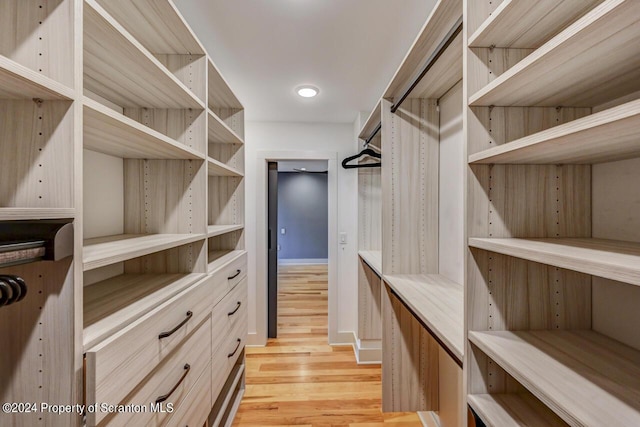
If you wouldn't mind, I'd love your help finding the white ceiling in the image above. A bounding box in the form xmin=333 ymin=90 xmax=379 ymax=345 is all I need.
xmin=174 ymin=0 xmax=436 ymax=123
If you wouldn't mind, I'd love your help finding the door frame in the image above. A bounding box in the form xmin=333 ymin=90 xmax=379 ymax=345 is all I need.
xmin=255 ymin=150 xmax=338 ymax=345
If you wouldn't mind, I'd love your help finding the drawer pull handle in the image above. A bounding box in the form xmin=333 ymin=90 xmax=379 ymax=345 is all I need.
xmin=228 ymin=301 xmax=241 ymax=316
xmin=228 ymin=338 xmax=241 ymax=358
xmin=227 ymin=269 xmax=241 ymax=280
xmin=158 ymin=311 xmax=193 ymax=339
xmin=155 ymin=363 xmax=190 ymax=404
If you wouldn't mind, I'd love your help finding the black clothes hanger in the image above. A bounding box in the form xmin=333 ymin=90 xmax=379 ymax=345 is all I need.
xmin=341 ymin=148 xmax=381 ymax=169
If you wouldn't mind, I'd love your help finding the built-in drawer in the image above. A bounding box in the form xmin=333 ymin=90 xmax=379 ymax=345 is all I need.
xmin=213 ymin=252 xmax=247 ymax=293
xmin=212 ymin=278 xmax=247 ymax=404
xmin=85 ymin=275 xmax=218 ymax=426
xmin=161 ymin=360 xmax=212 ymax=427
xmin=99 ymin=316 xmax=212 ymax=426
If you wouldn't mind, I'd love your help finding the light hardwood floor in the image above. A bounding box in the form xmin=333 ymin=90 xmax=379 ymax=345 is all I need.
xmin=233 ymin=264 xmax=422 ymax=426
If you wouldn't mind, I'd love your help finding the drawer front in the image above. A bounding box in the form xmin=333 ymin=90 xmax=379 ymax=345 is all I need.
xmin=213 ymin=252 xmax=247 ymax=293
xmin=226 ymin=305 xmax=248 ymax=370
xmin=102 ymin=317 xmax=212 ymax=427
xmin=212 ymin=278 xmax=247 ymax=403
xmin=86 ymin=275 xmax=217 ymax=426
xmin=161 ymin=362 xmax=212 ymax=427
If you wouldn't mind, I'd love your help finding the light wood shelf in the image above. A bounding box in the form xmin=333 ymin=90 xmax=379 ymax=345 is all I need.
xmin=208 ymin=109 xmax=244 ymax=145
xmin=405 ymin=31 xmax=462 ymax=100
xmin=469 ymin=0 xmax=640 ymax=107
xmin=384 ymin=274 xmax=464 ymax=362
xmin=468 ymin=0 xmax=602 ymax=48
xmin=469 ymin=99 xmax=640 ymax=164
xmin=358 ymin=250 xmax=382 ymax=277
xmin=208 ymin=59 xmax=243 ymax=110
xmin=207 ymin=225 xmax=244 ymax=238
xmin=468 ymin=393 xmax=568 ymax=426
xmin=83 ymin=273 xmax=205 ymax=350
xmin=0 ymin=55 xmax=74 ymax=100
xmin=0 ymin=208 xmax=75 ymax=221
xmin=208 ymin=157 xmax=243 ymax=177
xmin=383 ymin=0 xmax=462 ymax=101
xmin=469 ymin=330 xmax=640 ymax=426
xmin=358 ymin=99 xmax=382 ymax=140
xmin=208 ymin=250 xmax=246 ymax=274
xmin=83 ymin=233 xmax=205 ymax=271
xmin=469 ymin=237 xmax=640 ymax=287
xmin=84 ymin=97 xmax=205 ymax=159
xmin=84 ymin=0 xmax=204 ymax=109
xmin=94 ymin=0 xmax=205 ymax=55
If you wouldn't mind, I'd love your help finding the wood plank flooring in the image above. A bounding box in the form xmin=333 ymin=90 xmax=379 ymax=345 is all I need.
xmin=233 ymin=264 xmax=422 ymax=427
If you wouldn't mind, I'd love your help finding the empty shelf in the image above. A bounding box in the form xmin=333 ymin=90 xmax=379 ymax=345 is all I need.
xmin=208 ymin=157 xmax=243 ymax=177
xmin=384 ymin=274 xmax=463 ymax=362
xmin=84 ymin=97 xmax=205 ymax=159
xmin=94 ymin=0 xmax=205 ymax=55
xmin=208 ymin=59 xmax=243 ymax=110
xmin=208 ymin=250 xmax=246 ymax=274
xmin=208 ymin=110 xmax=244 ymax=145
xmin=469 ymin=0 xmax=640 ymax=107
xmin=0 ymin=208 xmax=75 ymax=221
xmin=468 ymin=0 xmax=602 ymax=48
xmin=207 ymin=225 xmax=244 ymax=238
xmin=358 ymin=99 xmax=382 ymax=140
xmin=83 ymin=233 xmax=205 ymax=271
xmin=84 ymin=0 xmax=204 ymax=109
xmin=469 ymin=330 xmax=640 ymax=426
xmin=468 ymin=393 xmax=568 ymax=427
xmin=469 ymin=99 xmax=640 ymax=164
xmin=358 ymin=250 xmax=382 ymax=276
xmin=383 ymin=0 xmax=462 ymax=101
xmin=83 ymin=273 xmax=205 ymax=350
xmin=469 ymin=237 xmax=640 ymax=286
xmin=0 ymin=55 xmax=74 ymax=100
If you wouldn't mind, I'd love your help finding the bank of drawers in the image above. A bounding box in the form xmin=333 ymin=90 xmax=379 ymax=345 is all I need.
xmin=84 ymin=251 xmax=248 ymax=427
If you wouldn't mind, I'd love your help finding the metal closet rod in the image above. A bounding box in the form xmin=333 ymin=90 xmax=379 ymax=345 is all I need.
xmin=363 ymin=122 xmax=382 ymax=147
xmin=390 ymin=16 xmax=463 ymax=114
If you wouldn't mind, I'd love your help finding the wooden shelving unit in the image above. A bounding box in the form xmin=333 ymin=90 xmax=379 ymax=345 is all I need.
xmin=208 ymin=225 xmax=245 ymax=238
xmin=0 ymin=55 xmax=75 ymax=100
xmin=358 ymin=250 xmax=381 ymax=276
xmin=83 ymin=273 xmax=205 ymax=349
xmin=0 ymin=208 xmax=75 ymax=221
xmin=467 ymin=393 xmax=567 ymax=426
xmin=469 ymin=0 xmax=640 ymax=107
xmin=469 ymin=98 xmax=640 ymax=164
xmin=469 ymin=330 xmax=640 ymax=426
xmin=84 ymin=97 xmax=205 ymax=160
xmin=469 ymin=237 xmax=640 ymax=286
xmin=209 ymin=109 xmax=244 ymax=145
xmin=468 ymin=0 xmax=602 ymax=48
xmin=384 ymin=274 xmax=463 ymax=363
xmin=208 ymin=157 xmax=243 ymax=177
xmin=208 ymin=250 xmax=245 ymax=274
xmin=83 ymin=233 xmax=205 ymax=271
xmin=84 ymin=0 xmax=204 ymax=109
xmin=208 ymin=59 xmax=243 ymax=111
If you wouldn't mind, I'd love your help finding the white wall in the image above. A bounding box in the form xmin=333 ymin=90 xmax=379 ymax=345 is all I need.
xmin=245 ymin=121 xmax=359 ymax=345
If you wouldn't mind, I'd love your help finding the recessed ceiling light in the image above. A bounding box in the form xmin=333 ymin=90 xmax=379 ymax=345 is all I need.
xmin=296 ymin=85 xmax=319 ymax=98
xmin=300 ymin=167 xmax=307 ymax=171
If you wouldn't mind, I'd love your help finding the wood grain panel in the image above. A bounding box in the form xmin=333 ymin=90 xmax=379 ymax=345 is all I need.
xmin=0 ymin=55 xmax=74 ymax=100
xmin=0 ymin=0 xmax=74 ymax=87
xmin=208 ymin=59 xmax=243 ymax=110
xmin=358 ymin=166 xmax=381 ymax=251
xmin=210 ymin=143 xmax=244 ymax=174
xmin=123 ymin=107 xmax=207 ymax=155
xmin=358 ymin=258 xmax=382 ymax=341
xmin=124 ymin=159 xmax=207 ymax=235
xmin=468 ymin=393 xmax=568 ymax=426
xmin=209 ymin=176 xmax=244 ymax=226
xmin=156 ymin=53 xmax=207 ymax=104
xmin=0 ymin=100 xmax=74 ymax=208
xmin=0 ymin=260 xmax=75 ymax=427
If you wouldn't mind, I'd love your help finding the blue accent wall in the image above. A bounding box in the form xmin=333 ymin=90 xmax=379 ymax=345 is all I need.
xmin=277 ymin=172 xmax=328 ymax=260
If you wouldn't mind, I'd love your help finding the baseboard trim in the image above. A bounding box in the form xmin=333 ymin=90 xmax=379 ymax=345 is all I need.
xmin=246 ymin=332 xmax=265 ymax=347
xmin=278 ymin=258 xmax=328 ymax=265
xmin=339 ymin=332 xmax=382 ymax=364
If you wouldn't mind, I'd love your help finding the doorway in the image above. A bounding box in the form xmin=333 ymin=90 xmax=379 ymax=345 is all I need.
xmin=256 ymin=151 xmax=338 ymax=345
xmin=267 ymin=160 xmax=329 ymax=338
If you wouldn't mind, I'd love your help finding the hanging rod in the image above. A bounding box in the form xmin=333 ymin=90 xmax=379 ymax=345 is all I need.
xmin=363 ymin=122 xmax=382 ymax=147
xmin=0 ymin=220 xmax=73 ymax=269
xmin=390 ymin=16 xmax=463 ymax=114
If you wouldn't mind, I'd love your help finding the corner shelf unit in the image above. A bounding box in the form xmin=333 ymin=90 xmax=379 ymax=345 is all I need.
xmin=465 ymin=0 xmax=640 ymax=426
